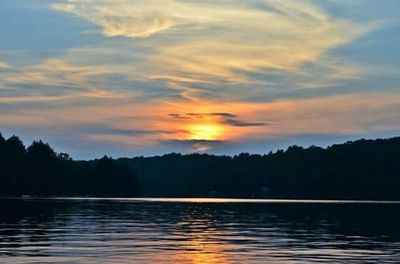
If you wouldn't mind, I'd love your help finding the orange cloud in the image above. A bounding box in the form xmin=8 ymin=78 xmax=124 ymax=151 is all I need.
xmin=1 ymin=90 xmax=399 ymax=152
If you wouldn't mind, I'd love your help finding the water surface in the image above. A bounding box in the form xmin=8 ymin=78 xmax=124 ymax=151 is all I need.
xmin=1 ymin=198 xmax=400 ymax=263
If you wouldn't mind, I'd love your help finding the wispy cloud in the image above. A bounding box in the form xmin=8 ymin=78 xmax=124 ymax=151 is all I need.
xmin=79 ymin=123 xmax=174 ymax=137
xmin=223 ymin=119 xmax=270 ymax=128
xmin=52 ymin=0 xmax=183 ymax=38
xmin=168 ymin=112 xmax=270 ymax=127
xmin=2 ymin=58 xmax=120 ymax=87
xmin=0 ymin=61 xmax=10 ymax=68
xmin=165 ymin=139 xmax=226 ymax=153
xmin=53 ymin=0 xmax=378 ymax=85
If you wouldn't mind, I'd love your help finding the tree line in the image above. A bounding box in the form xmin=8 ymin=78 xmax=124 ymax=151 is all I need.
xmin=0 ymin=133 xmax=140 ymax=197
xmin=120 ymin=137 xmax=400 ymax=200
xmin=1 ymin=132 xmax=400 ymax=200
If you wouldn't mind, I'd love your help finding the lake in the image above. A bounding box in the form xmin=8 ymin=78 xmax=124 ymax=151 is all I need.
xmin=1 ymin=198 xmax=400 ymax=263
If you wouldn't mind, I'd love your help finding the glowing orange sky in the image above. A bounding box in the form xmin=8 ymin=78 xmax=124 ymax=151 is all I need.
xmin=0 ymin=0 xmax=399 ymax=158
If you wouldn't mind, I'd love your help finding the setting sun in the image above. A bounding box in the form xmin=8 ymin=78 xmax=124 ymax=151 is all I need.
xmin=188 ymin=123 xmax=224 ymax=141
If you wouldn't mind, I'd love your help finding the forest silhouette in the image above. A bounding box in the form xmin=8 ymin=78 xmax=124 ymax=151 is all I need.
xmin=1 ymin=132 xmax=399 ymax=200
xmin=0 ymin=134 xmax=139 ymax=197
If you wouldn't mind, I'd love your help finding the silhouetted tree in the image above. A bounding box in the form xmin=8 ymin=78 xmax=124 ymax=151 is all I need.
xmin=120 ymin=137 xmax=400 ymax=200
xmin=1 ymin=132 xmax=400 ymax=200
xmin=0 ymin=135 xmax=26 ymax=195
xmin=0 ymin=135 xmax=140 ymax=197
xmin=87 ymin=156 xmax=139 ymax=197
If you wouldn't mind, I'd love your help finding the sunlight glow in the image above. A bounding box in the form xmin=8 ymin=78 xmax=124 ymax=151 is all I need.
xmin=188 ymin=123 xmax=224 ymax=141
xmin=0 ymin=0 xmax=397 ymax=157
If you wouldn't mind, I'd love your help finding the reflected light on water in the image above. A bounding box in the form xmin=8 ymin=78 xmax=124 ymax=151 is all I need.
xmin=172 ymin=214 xmax=233 ymax=264
xmin=168 ymin=236 xmax=232 ymax=264
xmin=1 ymin=198 xmax=400 ymax=263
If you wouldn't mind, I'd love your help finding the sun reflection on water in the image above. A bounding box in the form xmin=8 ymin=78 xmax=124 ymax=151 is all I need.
xmin=162 ymin=208 xmax=235 ymax=264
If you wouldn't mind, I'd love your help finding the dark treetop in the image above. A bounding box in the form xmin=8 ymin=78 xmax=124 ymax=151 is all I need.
xmin=1 ymin=132 xmax=399 ymax=199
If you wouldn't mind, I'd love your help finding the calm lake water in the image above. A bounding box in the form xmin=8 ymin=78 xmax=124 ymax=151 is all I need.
xmin=1 ymin=198 xmax=400 ymax=264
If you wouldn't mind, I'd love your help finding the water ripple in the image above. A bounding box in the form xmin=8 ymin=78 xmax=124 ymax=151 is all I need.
xmin=1 ymin=198 xmax=400 ymax=263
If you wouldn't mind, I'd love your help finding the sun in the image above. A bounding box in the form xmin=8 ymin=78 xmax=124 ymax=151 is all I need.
xmin=188 ymin=123 xmax=224 ymax=141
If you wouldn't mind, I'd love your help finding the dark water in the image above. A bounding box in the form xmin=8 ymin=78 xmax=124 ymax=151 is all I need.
xmin=1 ymin=198 xmax=400 ymax=264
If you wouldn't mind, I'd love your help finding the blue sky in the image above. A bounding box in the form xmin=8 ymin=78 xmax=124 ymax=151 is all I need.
xmin=0 ymin=0 xmax=399 ymax=159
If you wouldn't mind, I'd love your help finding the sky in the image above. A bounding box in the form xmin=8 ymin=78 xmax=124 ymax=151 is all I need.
xmin=0 ymin=0 xmax=400 ymax=159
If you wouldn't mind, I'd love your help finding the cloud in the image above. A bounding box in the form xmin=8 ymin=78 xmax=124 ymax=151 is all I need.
xmin=0 ymin=85 xmax=126 ymax=106
xmin=1 ymin=88 xmax=399 ymax=156
xmin=167 ymin=113 xmax=191 ymax=120
xmin=187 ymin=113 xmax=238 ymax=118
xmin=53 ymin=0 xmax=378 ymax=85
xmin=0 ymin=47 xmax=185 ymax=104
xmin=0 ymin=61 xmax=10 ymax=68
xmin=166 ymin=139 xmax=226 ymax=153
xmin=168 ymin=112 xmax=270 ymax=127
xmin=2 ymin=58 xmax=119 ymax=87
xmin=52 ymin=0 xmax=182 ymax=38
xmin=0 ymin=0 xmax=378 ymax=108
xmin=223 ymin=118 xmax=270 ymax=127
xmin=79 ymin=123 xmax=173 ymax=137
